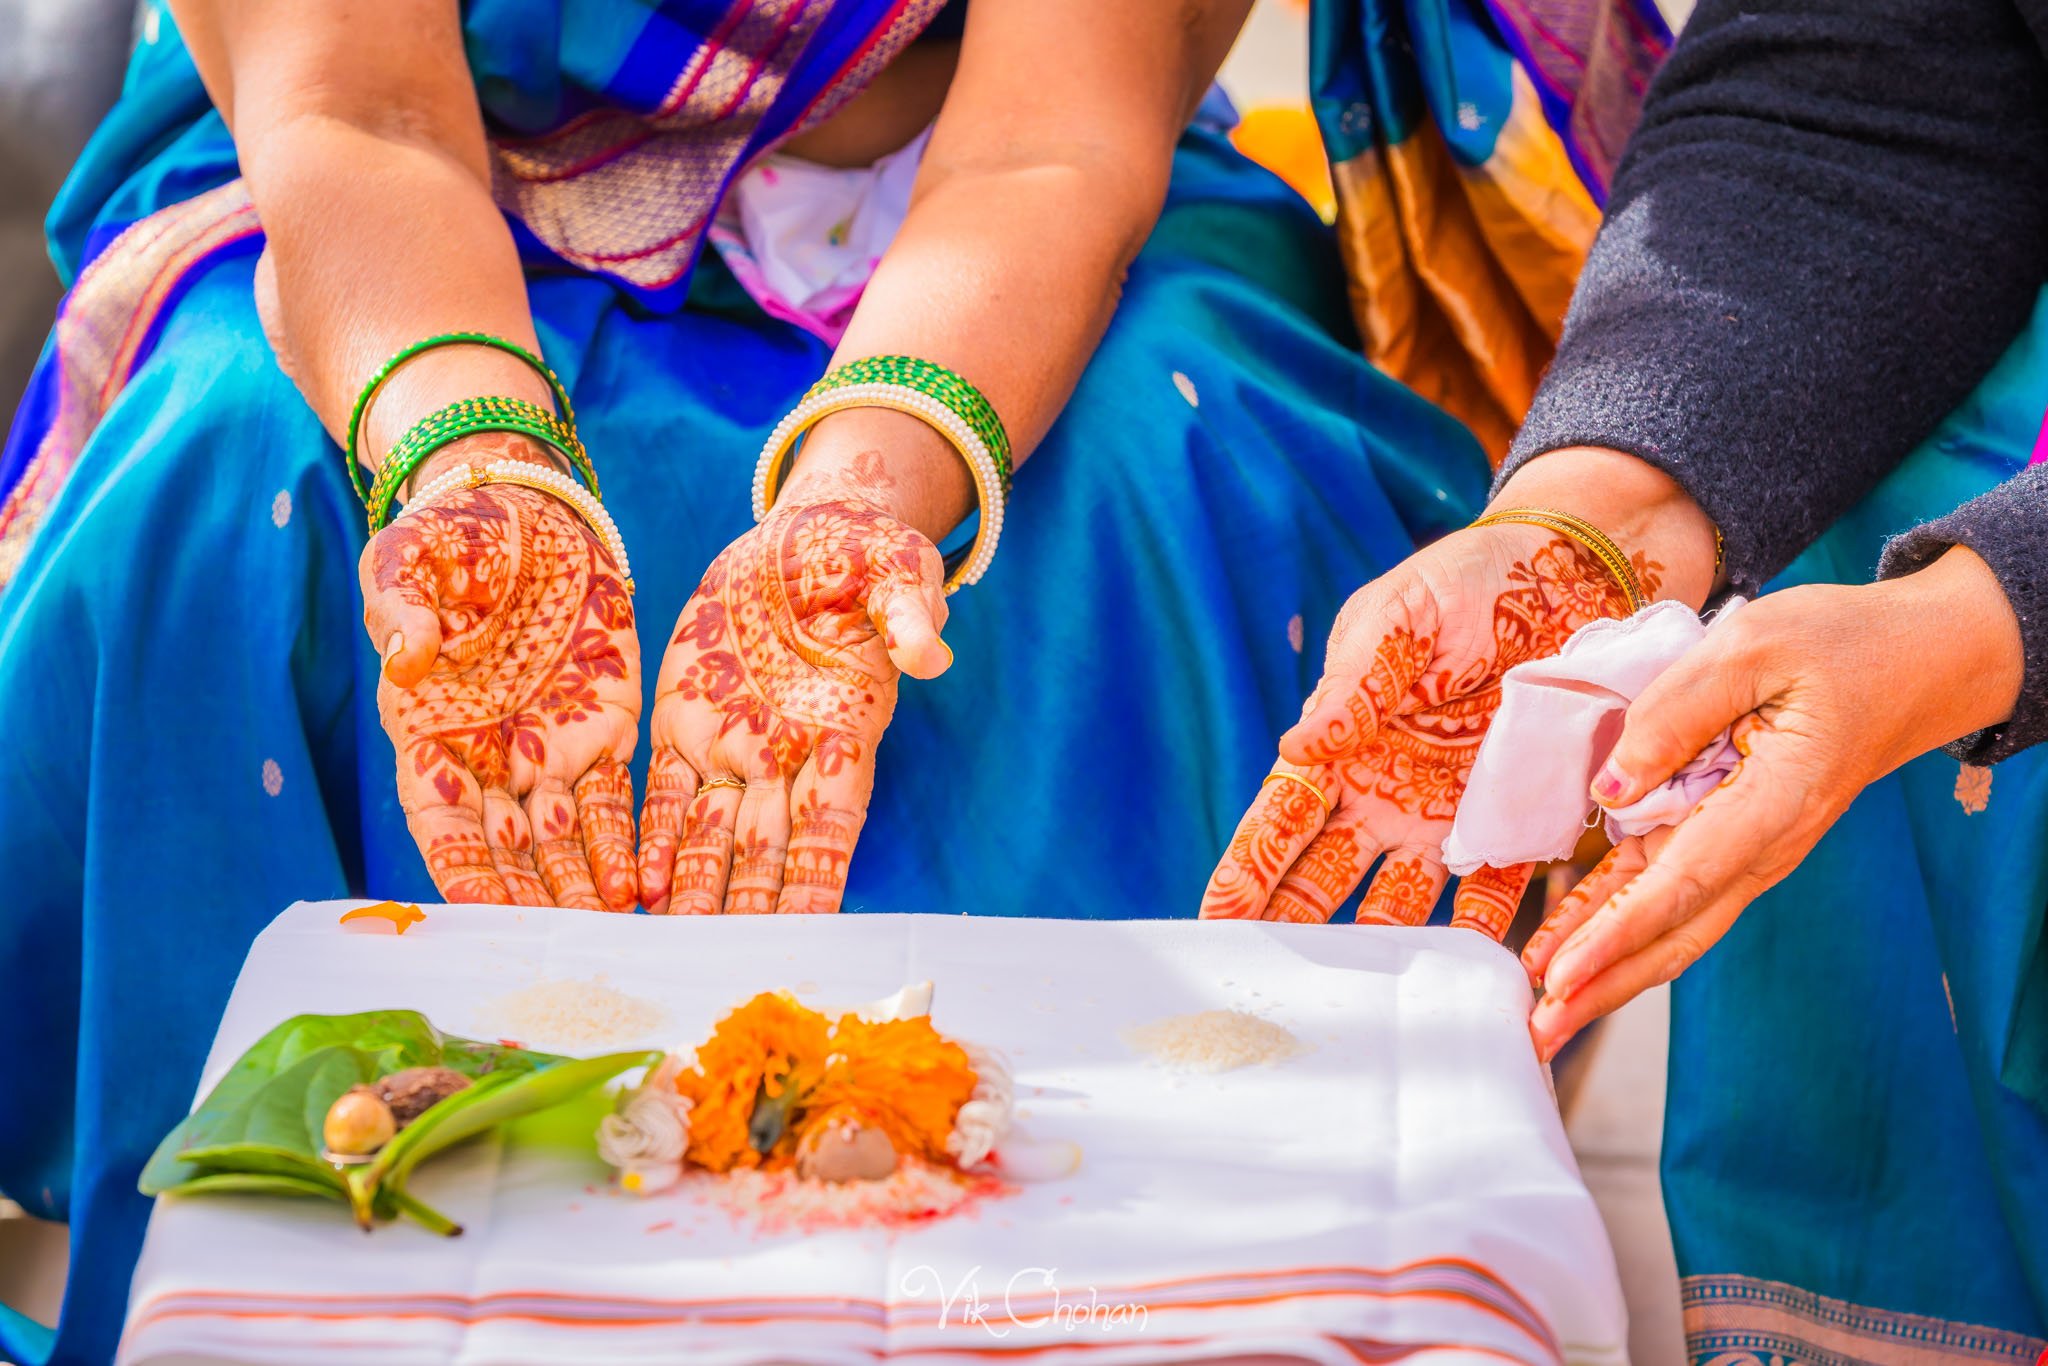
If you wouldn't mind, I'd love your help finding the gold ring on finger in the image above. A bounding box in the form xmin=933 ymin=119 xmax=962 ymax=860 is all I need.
xmin=1261 ymin=770 xmax=1332 ymax=812
xmin=699 ymin=776 xmax=747 ymax=791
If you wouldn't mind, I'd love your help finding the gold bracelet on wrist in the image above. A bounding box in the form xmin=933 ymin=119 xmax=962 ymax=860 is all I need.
xmin=1470 ymin=507 xmax=1648 ymax=614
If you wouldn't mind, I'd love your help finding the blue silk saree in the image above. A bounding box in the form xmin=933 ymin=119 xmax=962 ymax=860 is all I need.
xmin=0 ymin=2 xmax=1489 ymax=1361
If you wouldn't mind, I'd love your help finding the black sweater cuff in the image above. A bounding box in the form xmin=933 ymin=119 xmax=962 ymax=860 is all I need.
xmin=1877 ymin=463 xmax=2048 ymax=764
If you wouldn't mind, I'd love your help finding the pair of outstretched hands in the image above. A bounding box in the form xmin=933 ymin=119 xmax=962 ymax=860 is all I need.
xmin=361 ymin=480 xmax=943 ymax=918
xmin=360 ymin=474 xmax=1701 ymax=1059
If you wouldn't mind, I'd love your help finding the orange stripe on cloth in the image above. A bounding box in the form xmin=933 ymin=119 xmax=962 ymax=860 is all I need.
xmin=126 ymin=1258 xmax=1561 ymax=1363
xmin=131 ymin=1256 xmax=1547 ymax=1321
xmin=131 ymin=1306 xmax=1550 ymax=1366
xmin=1334 ymin=1339 xmax=1534 ymax=1365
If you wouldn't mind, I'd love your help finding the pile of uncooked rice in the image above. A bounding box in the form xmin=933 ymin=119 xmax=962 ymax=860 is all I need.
xmin=486 ymin=975 xmax=665 ymax=1048
xmin=1121 ymin=1009 xmax=1307 ymax=1073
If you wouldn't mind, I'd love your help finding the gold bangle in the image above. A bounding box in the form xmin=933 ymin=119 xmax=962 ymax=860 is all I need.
xmin=1261 ymin=770 xmax=1333 ymax=812
xmin=1470 ymin=507 xmax=1647 ymax=614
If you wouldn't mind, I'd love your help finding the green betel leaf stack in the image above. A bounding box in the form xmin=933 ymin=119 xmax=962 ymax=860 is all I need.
xmin=140 ymin=1010 xmax=659 ymax=1234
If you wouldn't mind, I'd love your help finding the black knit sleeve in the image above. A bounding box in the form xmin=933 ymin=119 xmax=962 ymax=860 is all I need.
xmin=1502 ymin=0 xmax=2048 ymax=597
xmin=1877 ymin=464 xmax=2048 ymax=763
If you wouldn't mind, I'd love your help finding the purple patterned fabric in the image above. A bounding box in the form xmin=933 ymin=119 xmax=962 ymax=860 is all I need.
xmin=1482 ymin=0 xmax=1674 ymax=195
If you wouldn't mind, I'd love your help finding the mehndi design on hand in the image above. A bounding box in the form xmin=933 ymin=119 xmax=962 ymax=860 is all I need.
xmin=1201 ymin=533 xmax=1659 ymax=937
xmin=639 ymin=496 xmax=950 ymax=915
xmin=360 ymin=475 xmax=641 ymax=912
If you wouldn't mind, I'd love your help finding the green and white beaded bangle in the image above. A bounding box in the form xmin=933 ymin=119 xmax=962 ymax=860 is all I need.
xmin=366 ymin=395 xmax=590 ymax=533
xmin=752 ymin=383 xmax=1007 ymax=594
xmin=814 ymin=355 xmax=1012 ymax=491
xmin=404 ymin=458 xmax=633 ymax=594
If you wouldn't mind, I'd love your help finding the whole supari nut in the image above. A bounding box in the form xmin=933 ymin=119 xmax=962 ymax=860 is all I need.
xmin=796 ymin=1117 xmax=899 ymax=1185
xmin=323 ymin=1088 xmax=397 ymax=1157
xmin=374 ymin=1066 xmax=472 ymax=1128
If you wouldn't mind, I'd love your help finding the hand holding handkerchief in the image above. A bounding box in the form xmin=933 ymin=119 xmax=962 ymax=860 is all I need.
xmin=1441 ymin=599 xmax=1747 ymax=877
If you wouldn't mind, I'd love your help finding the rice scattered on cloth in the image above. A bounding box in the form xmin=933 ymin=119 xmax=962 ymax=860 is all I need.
xmin=701 ymin=1161 xmax=1010 ymax=1235
xmin=487 ymin=975 xmax=665 ymax=1048
xmin=1121 ymin=1009 xmax=1307 ymax=1073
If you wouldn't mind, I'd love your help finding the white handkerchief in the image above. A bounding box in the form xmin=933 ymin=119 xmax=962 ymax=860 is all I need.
xmin=1442 ymin=598 xmax=1745 ymax=875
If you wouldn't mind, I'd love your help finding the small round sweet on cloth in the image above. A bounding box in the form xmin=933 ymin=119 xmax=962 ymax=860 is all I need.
xmin=796 ymin=1109 xmax=899 ymax=1184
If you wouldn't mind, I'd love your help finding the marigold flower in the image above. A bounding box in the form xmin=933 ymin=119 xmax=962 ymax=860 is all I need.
xmin=675 ymin=992 xmax=830 ymax=1172
xmin=671 ymin=994 xmax=981 ymax=1174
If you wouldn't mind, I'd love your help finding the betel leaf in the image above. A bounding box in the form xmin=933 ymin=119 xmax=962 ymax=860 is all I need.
xmin=143 ymin=1010 xmax=558 ymax=1195
xmin=140 ymin=1010 xmax=649 ymax=1234
xmin=169 ymin=1172 xmax=347 ymax=1201
xmin=373 ymin=1050 xmax=656 ymax=1188
xmin=349 ymin=1050 xmax=659 ymax=1230
xmin=175 ymin=1142 xmax=344 ymax=1194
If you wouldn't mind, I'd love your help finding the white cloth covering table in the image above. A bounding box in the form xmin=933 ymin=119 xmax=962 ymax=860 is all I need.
xmin=118 ymin=901 xmax=1626 ymax=1366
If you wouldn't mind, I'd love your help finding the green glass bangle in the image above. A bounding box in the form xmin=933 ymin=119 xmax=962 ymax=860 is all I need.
xmin=345 ymin=332 xmax=579 ymax=512
xmin=805 ymin=355 xmax=1012 ymax=493
xmin=366 ymin=397 xmax=588 ymax=532
xmin=370 ymin=392 xmax=592 ymax=503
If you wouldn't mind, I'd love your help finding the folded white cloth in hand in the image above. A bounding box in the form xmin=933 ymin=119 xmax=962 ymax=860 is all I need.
xmin=1441 ymin=598 xmax=1746 ymax=875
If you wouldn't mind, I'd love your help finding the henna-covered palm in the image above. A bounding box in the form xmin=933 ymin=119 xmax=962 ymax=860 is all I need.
xmin=1200 ymin=528 xmax=1655 ymax=937
xmin=639 ymin=496 xmax=950 ymax=915
xmin=360 ymin=480 xmax=641 ymax=912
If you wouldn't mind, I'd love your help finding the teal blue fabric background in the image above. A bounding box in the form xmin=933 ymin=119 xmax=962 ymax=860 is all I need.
xmin=1666 ymin=297 xmax=2048 ymax=1359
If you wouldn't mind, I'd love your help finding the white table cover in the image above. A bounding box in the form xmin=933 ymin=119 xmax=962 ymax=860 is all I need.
xmin=118 ymin=902 xmax=1626 ymax=1366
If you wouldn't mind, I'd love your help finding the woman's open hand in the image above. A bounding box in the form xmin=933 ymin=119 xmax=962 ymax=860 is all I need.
xmin=359 ymin=448 xmax=641 ymax=911
xmin=1199 ymin=525 xmax=1649 ymax=933
xmin=1521 ymin=547 xmax=2026 ymax=1058
xmin=637 ymin=496 xmax=951 ymax=915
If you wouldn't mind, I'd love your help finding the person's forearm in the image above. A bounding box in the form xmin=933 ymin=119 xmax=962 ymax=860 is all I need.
xmin=1872 ymin=546 xmax=2026 ymax=767
xmin=178 ymin=0 xmax=556 ymax=487
xmin=241 ymin=117 xmax=554 ymax=476
xmin=780 ymin=160 xmax=1156 ymax=543
xmin=1877 ymin=464 xmax=2048 ymax=763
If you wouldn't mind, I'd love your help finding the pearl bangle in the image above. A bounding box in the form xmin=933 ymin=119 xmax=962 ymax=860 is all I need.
xmin=753 ymin=384 xmax=1007 ymax=594
xmin=403 ymin=458 xmax=634 ymax=595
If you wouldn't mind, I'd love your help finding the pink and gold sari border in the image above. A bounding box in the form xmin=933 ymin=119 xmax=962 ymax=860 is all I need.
xmin=486 ymin=0 xmax=942 ymax=291
xmin=0 ymin=180 xmax=260 ymax=591
xmin=1683 ymin=1274 xmax=2048 ymax=1366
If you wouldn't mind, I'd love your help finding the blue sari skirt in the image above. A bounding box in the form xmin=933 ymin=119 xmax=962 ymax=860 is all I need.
xmin=0 ymin=117 xmax=1489 ymax=1366
xmin=1664 ymin=298 xmax=2048 ymax=1362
